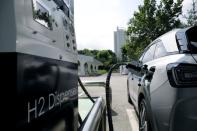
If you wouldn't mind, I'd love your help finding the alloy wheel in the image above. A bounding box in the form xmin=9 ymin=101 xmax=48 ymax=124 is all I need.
xmin=139 ymin=100 xmax=149 ymax=131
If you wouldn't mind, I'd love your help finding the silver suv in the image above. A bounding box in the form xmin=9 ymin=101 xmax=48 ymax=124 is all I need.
xmin=127 ymin=26 xmax=197 ymax=131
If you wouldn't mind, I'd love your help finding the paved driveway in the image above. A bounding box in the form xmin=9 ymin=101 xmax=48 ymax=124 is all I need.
xmin=79 ymin=73 xmax=139 ymax=131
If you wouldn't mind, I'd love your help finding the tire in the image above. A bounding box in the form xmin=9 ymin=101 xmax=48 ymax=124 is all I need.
xmin=139 ymin=99 xmax=152 ymax=131
xmin=127 ymin=87 xmax=133 ymax=105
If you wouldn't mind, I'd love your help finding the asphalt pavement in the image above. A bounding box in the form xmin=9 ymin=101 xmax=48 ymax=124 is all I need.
xmin=79 ymin=73 xmax=139 ymax=131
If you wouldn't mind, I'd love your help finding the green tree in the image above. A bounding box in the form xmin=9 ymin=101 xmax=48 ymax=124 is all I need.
xmin=78 ymin=49 xmax=117 ymax=70
xmin=184 ymin=0 xmax=197 ymax=26
xmin=96 ymin=50 xmax=117 ymax=70
xmin=125 ymin=0 xmax=183 ymax=60
xmin=78 ymin=49 xmax=93 ymax=56
xmin=122 ymin=41 xmax=143 ymax=60
xmin=155 ymin=0 xmax=183 ymax=36
xmin=121 ymin=44 xmax=128 ymax=62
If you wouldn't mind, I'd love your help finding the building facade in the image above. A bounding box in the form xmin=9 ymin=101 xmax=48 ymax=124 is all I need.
xmin=114 ymin=27 xmax=126 ymax=60
xmin=78 ymin=55 xmax=103 ymax=76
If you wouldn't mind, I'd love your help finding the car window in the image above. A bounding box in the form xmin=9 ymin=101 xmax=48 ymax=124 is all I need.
xmin=141 ymin=44 xmax=156 ymax=63
xmin=139 ymin=52 xmax=144 ymax=62
xmin=154 ymin=41 xmax=168 ymax=59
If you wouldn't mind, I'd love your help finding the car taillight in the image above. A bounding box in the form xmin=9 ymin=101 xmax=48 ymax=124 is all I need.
xmin=167 ymin=63 xmax=197 ymax=87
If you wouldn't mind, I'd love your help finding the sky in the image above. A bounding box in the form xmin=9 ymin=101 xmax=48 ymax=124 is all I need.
xmin=74 ymin=0 xmax=193 ymax=51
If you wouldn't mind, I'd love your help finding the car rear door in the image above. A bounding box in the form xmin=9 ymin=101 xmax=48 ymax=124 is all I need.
xmin=132 ymin=44 xmax=157 ymax=105
xmin=142 ymin=40 xmax=169 ymax=93
xmin=128 ymin=60 xmax=140 ymax=102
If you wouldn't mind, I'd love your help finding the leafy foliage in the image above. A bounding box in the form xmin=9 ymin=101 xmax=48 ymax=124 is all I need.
xmin=97 ymin=70 xmax=108 ymax=75
xmin=78 ymin=49 xmax=117 ymax=70
xmin=184 ymin=0 xmax=197 ymax=26
xmin=78 ymin=49 xmax=99 ymax=57
xmin=123 ymin=0 xmax=183 ymax=60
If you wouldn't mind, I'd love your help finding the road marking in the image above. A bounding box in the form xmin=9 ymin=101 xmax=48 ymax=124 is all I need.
xmin=78 ymin=92 xmax=84 ymax=97
xmin=126 ymin=109 xmax=139 ymax=131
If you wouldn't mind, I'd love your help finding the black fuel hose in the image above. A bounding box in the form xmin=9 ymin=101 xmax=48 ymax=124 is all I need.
xmin=105 ymin=63 xmax=126 ymax=131
xmin=78 ymin=77 xmax=95 ymax=103
xmin=78 ymin=63 xmax=127 ymax=131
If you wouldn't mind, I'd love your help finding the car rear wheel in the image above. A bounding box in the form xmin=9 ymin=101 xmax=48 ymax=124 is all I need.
xmin=139 ymin=99 xmax=151 ymax=131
